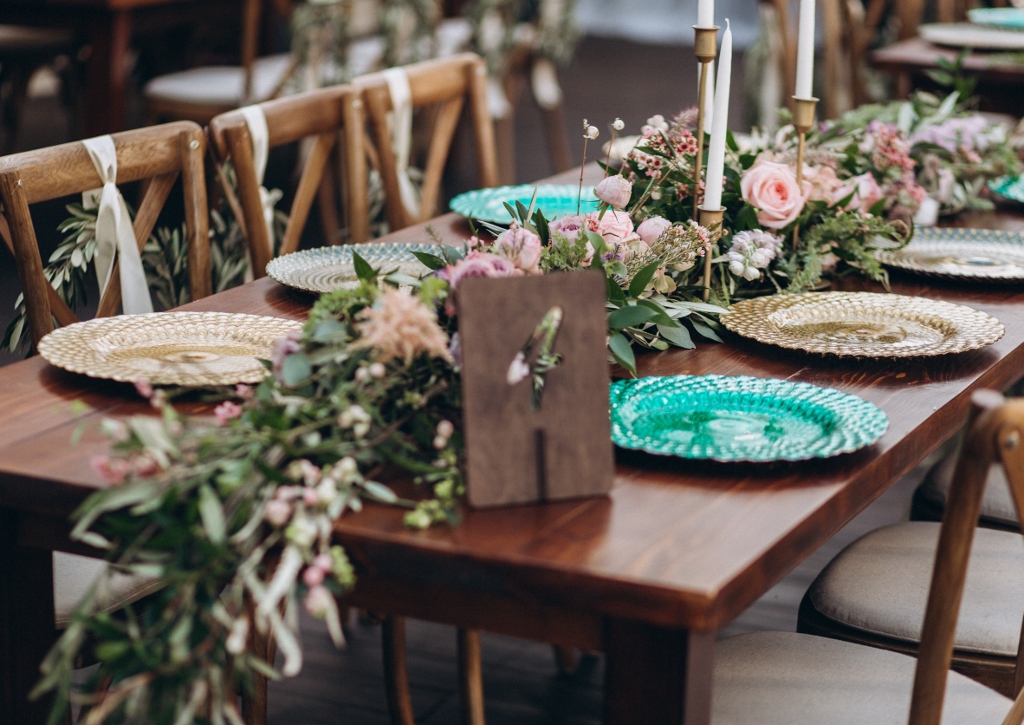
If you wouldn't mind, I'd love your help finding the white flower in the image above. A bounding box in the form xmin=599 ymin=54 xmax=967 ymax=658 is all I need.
xmin=226 ymin=616 xmax=250 ymax=655
xmin=369 ymin=362 xmax=386 ymax=378
xmin=584 ymin=125 xmax=599 ymax=140
xmin=612 ymin=117 xmax=625 ymax=131
xmin=506 ymin=351 xmax=530 ymax=385
xmin=436 ymin=420 xmax=455 ymax=439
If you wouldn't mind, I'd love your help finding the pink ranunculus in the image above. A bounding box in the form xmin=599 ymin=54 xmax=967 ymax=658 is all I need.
xmin=594 ymin=175 xmax=633 ymax=209
xmin=548 ymin=214 xmax=586 ymax=236
xmin=214 ymin=401 xmax=243 ymax=425
xmin=636 ymin=216 xmax=672 ymax=245
xmin=740 ymin=161 xmax=807 ymax=230
xmin=494 ymin=225 xmax=543 ymax=274
xmin=803 ymin=165 xmax=843 ymax=205
xmin=837 ymin=172 xmax=884 ymax=212
xmin=591 ymin=209 xmax=634 ymax=244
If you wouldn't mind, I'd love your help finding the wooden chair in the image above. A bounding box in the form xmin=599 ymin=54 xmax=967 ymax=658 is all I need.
xmin=208 ymin=84 xmax=367 ymax=277
xmin=711 ymin=390 xmax=1023 ymax=724
xmin=797 ymin=389 xmax=1024 ymax=700
xmin=144 ymin=0 xmax=295 ymax=125
xmin=353 ymin=52 xmax=499 ymax=232
xmin=0 ymin=120 xmax=211 ymax=348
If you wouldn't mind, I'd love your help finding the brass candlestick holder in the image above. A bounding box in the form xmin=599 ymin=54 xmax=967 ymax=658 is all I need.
xmin=693 ymin=25 xmax=719 ymax=217
xmin=698 ymin=205 xmax=725 ymax=302
xmin=791 ymin=96 xmax=818 ymax=250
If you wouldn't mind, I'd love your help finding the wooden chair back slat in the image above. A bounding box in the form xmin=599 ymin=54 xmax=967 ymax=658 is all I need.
xmin=909 ymin=392 xmax=1024 ymax=725
xmin=0 ymin=121 xmax=211 ymax=347
xmin=208 ymin=84 xmax=366 ymax=273
xmin=355 ymin=53 xmax=498 ymax=231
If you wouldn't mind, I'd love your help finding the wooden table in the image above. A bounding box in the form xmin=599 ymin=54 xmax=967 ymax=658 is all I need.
xmin=3 ymin=0 xmax=241 ymax=135
xmin=4 ymin=206 xmax=1024 ymax=723
xmin=872 ymin=37 xmax=1024 ymax=115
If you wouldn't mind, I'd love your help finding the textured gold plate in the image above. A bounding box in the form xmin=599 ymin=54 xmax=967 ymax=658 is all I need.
xmin=722 ymin=292 xmax=1004 ymax=358
xmin=875 ymin=228 xmax=1024 ymax=281
xmin=266 ymin=243 xmax=439 ymax=294
xmin=37 ymin=312 xmax=302 ymax=386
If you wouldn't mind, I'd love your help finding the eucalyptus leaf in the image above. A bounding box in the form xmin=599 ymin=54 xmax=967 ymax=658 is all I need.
xmin=657 ymin=323 xmax=695 ymax=349
xmin=411 ymin=251 xmax=446 ymax=270
xmin=351 ymin=251 xmax=376 ymax=282
xmin=198 ymin=484 xmax=226 ymax=544
xmin=628 ymin=260 xmax=662 ymax=298
xmin=281 ymin=353 xmax=312 ymax=387
xmin=608 ymin=332 xmax=636 ymax=373
xmin=608 ymin=304 xmax=658 ymax=330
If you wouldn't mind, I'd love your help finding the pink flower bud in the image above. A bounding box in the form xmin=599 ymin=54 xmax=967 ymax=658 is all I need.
xmin=303 ymin=488 xmax=320 ymax=507
xmin=594 ymin=175 xmax=633 ymax=209
xmin=264 ymin=499 xmax=293 ymax=527
xmin=303 ymin=566 xmax=325 ymax=587
xmin=314 ymin=553 xmax=334 ymax=571
xmin=637 ymin=216 xmax=672 ymax=245
xmin=214 ymin=401 xmax=243 ymax=425
xmin=303 ymin=585 xmax=333 ymax=618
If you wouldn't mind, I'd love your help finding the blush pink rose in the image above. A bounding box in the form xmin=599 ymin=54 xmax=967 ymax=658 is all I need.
xmin=837 ymin=172 xmax=884 ymax=212
xmin=636 ymin=216 xmax=672 ymax=245
xmin=594 ymin=175 xmax=633 ymax=209
xmin=740 ymin=161 xmax=807 ymax=230
xmin=589 ymin=209 xmax=634 ymax=244
xmin=441 ymin=251 xmax=517 ymax=314
xmin=494 ymin=225 xmax=543 ymax=274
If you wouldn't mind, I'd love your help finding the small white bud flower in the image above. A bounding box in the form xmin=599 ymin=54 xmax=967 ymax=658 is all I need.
xmin=355 ymin=367 xmax=369 ymax=383
xmin=612 ymin=118 xmax=625 ymax=131
xmin=432 ymin=435 xmax=447 ymax=450
xmin=585 ymin=125 xmax=600 ymax=140
xmin=436 ymin=420 xmax=455 ymax=439
xmin=369 ymin=362 xmax=386 ymax=379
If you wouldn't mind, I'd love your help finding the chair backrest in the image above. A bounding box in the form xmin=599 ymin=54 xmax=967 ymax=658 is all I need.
xmin=909 ymin=390 xmax=1024 ymax=725
xmin=0 ymin=121 xmax=211 ymax=348
xmin=208 ymin=84 xmax=367 ymax=274
xmin=352 ymin=52 xmax=498 ymax=231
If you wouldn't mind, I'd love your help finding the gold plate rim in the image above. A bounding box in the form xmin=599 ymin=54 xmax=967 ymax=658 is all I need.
xmin=721 ymin=292 xmax=1004 ymax=358
xmin=37 ymin=312 xmax=302 ymax=386
xmin=876 ymin=230 xmax=1024 ymax=281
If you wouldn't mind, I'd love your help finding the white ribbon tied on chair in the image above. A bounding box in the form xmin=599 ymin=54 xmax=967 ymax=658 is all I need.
xmin=81 ymin=135 xmax=153 ymax=315
xmin=239 ymin=104 xmax=276 ymax=251
xmin=382 ymin=68 xmax=421 ymax=219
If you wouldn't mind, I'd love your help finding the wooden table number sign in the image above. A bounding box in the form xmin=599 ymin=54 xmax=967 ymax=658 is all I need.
xmin=458 ymin=270 xmax=615 ymax=508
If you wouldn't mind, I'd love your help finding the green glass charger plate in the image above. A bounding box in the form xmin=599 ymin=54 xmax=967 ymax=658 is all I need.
xmin=610 ymin=375 xmax=888 ymax=462
xmin=449 ymin=184 xmax=599 ymax=224
xmin=875 ymin=227 xmax=1024 ymax=281
xmin=266 ymin=243 xmax=442 ymax=294
xmin=989 ymin=175 xmax=1024 ymax=204
xmin=967 ymin=8 xmax=1024 ymax=30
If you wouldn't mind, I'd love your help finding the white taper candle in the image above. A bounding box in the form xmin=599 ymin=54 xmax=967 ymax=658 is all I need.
xmin=698 ymin=0 xmax=714 ymax=27
xmin=703 ymin=20 xmax=731 ymax=211
xmin=702 ymin=59 xmax=715 ymax=131
xmin=795 ymin=0 xmax=816 ymax=99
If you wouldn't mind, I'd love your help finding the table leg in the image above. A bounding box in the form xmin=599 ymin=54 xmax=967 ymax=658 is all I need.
xmin=0 ymin=508 xmax=58 ymax=724
xmin=604 ymin=619 xmax=715 ymax=725
xmin=85 ymin=10 xmax=132 ymax=135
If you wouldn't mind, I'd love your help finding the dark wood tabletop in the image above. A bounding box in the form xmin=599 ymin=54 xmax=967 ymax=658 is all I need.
xmin=4 ymin=196 xmax=1024 ymax=724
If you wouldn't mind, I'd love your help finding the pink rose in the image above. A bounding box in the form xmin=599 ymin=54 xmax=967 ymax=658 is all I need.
xmin=590 ymin=209 xmax=634 ymax=244
xmin=494 ymin=225 xmax=543 ymax=274
xmin=636 ymin=216 xmax=671 ymax=245
xmin=441 ymin=251 xmax=517 ymax=314
xmin=803 ymin=165 xmax=842 ymax=205
xmin=740 ymin=161 xmax=807 ymax=230
xmin=548 ymin=214 xmax=586 ymax=236
xmin=837 ymin=172 xmax=884 ymax=212
xmin=594 ymin=175 xmax=633 ymax=209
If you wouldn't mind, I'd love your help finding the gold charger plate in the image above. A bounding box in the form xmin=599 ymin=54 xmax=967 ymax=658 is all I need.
xmin=266 ymin=243 xmax=440 ymax=294
xmin=875 ymin=228 xmax=1024 ymax=281
xmin=721 ymin=292 xmax=1004 ymax=358
xmin=37 ymin=312 xmax=302 ymax=386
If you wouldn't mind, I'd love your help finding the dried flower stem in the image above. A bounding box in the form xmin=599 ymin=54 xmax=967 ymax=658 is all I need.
xmin=578 ymin=138 xmax=589 ymax=215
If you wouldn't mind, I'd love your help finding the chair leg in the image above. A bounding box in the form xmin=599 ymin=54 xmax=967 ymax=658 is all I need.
xmin=457 ymin=628 xmax=486 ymax=725
xmin=382 ymin=615 xmax=415 ymax=725
xmin=552 ymin=644 xmax=580 ymax=675
xmin=241 ymin=623 xmax=272 ymax=725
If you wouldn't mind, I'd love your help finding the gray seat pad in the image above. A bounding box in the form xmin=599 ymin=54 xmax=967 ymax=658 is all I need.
xmin=53 ymin=552 xmax=163 ymax=630
xmin=807 ymin=522 xmax=1024 ymax=656
xmin=714 ymin=631 xmax=1011 ymax=725
xmin=917 ymin=449 xmax=1019 ymax=528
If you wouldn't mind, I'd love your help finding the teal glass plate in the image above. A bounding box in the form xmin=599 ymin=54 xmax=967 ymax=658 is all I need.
xmin=266 ymin=243 xmax=444 ymax=294
xmin=449 ymin=184 xmax=599 ymax=224
xmin=610 ymin=375 xmax=888 ymax=462
xmin=967 ymin=8 xmax=1024 ymax=30
xmin=989 ymin=175 xmax=1024 ymax=203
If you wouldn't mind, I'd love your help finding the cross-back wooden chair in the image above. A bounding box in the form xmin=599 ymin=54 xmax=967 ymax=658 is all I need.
xmin=144 ymin=0 xmax=297 ymax=125
xmin=797 ymin=387 xmax=1024 ymax=700
xmin=208 ymin=84 xmax=367 ymax=278
xmin=0 ymin=120 xmax=211 ymax=348
xmin=353 ymin=52 xmax=499 ymax=232
xmin=707 ymin=390 xmax=1024 ymax=725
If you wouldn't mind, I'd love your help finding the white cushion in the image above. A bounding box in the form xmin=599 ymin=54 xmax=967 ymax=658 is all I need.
xmin=144 ymin=54 xmax=294 ymax=106
xmin=917 ymin=449 xmax=1019 ymax=528
xmin=53 ymin=552 xmax=163 ymax=630
xmin=807 ymin=522 xmax=1024 ymax=657
xmin=713 ymin=631 xmax=1011 ymax=725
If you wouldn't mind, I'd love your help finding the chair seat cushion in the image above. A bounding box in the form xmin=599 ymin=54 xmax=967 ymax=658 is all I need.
xmin=713 ymin=631 xmax=1011 ymax=725
xmin=807 ymin=522 xmax=1024 ymax=657
xmin=53 ymin=552 xmax=163 ymax=630
xmin=917 ymin=449 xmax=1019 ymax=528
xmin=143 ymin=54 xmax=294 ymax=106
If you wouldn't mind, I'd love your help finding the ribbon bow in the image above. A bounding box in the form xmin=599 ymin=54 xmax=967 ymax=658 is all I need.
xmin=81 ymin=135 xmax=153 ymax=315
xmin=382 ymin=68 xmax=421 ymax=219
